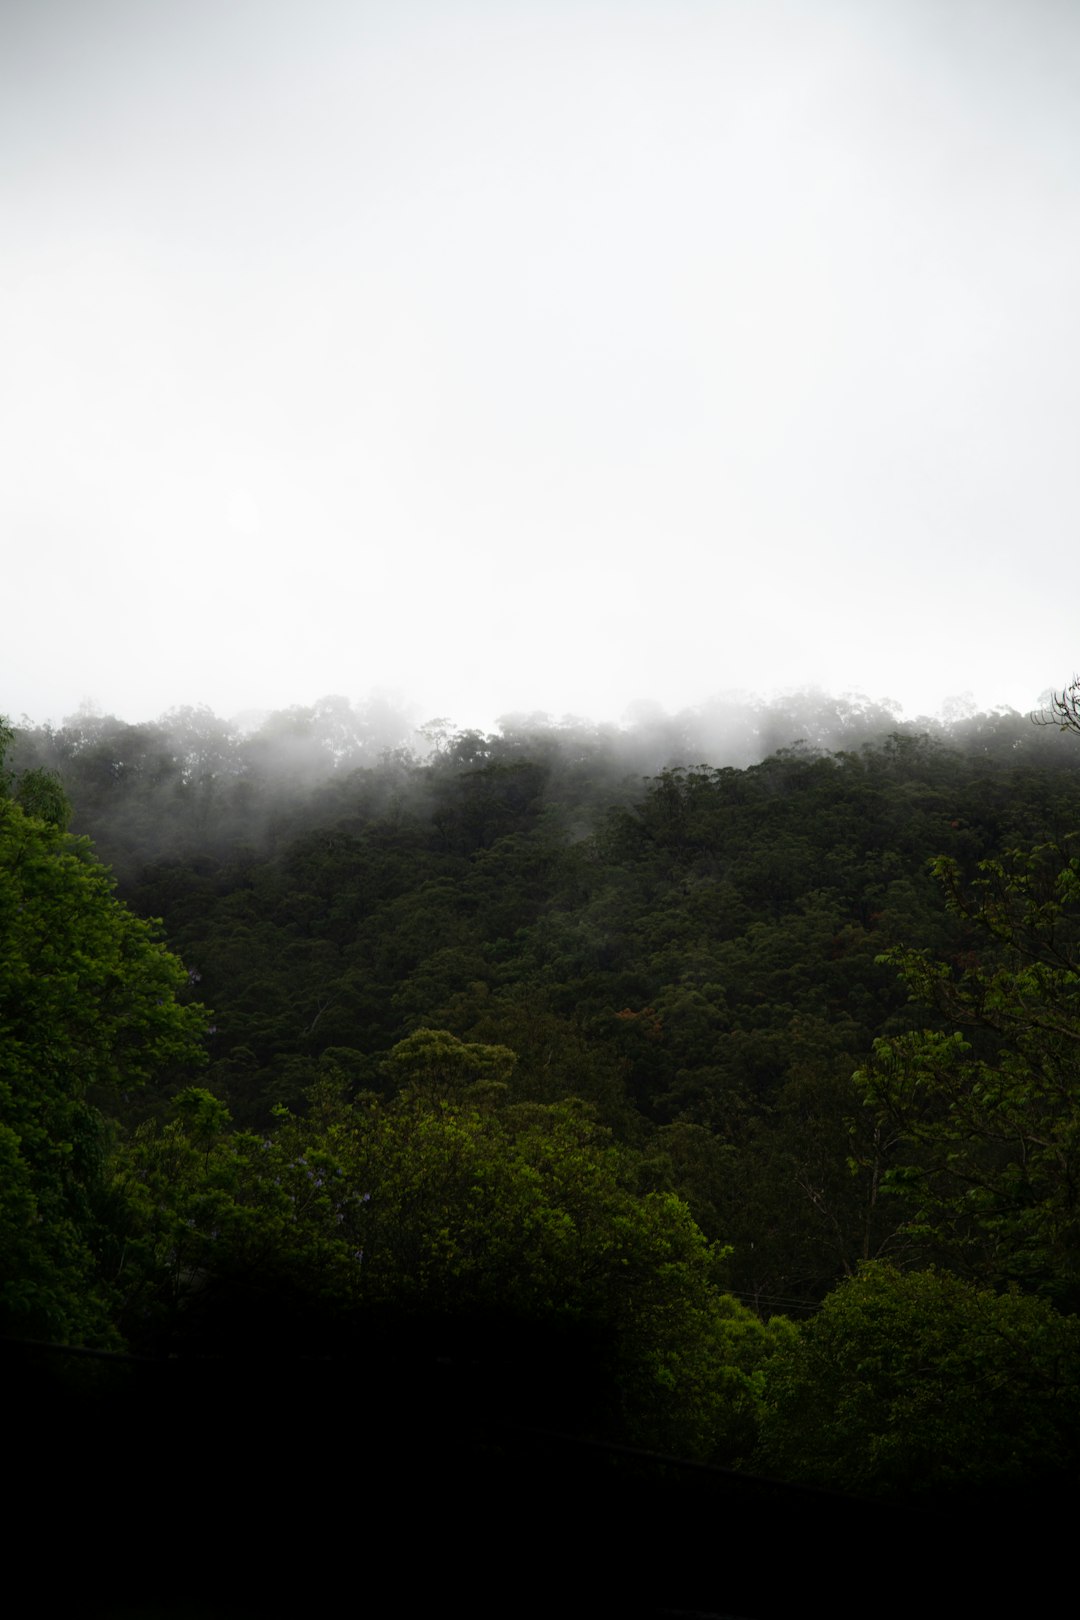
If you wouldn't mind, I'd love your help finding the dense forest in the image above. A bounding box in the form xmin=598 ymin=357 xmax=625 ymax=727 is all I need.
xmin=6 ymin=689 xmax=1080 ymax=1612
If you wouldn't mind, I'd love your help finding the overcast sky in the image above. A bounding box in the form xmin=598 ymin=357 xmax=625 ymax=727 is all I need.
xmin=3 ymin=0 xmax=1078 ymax=731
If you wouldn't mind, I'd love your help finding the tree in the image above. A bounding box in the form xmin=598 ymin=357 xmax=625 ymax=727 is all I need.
xmin=1033 ymin=675 xmax=1080 ymax=734
xmin=756 ymin=1263 xmax=1080 ymax=1498
xmin=0 ymin=716 xmax=71 ymax=828
xmin=119 ymin=1078 xmax=784 ymax=1460
xmin=0 ymin=782 xmax=209 ymax=1342
xmin=345 ymin=1088 xmax=787 ymax=1459
xmin=383 ymin=1026 xmax=517 ymax=1101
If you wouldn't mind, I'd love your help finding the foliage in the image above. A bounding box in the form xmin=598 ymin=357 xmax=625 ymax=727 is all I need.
xmin=382 ymin=1026 xmax=517 ymax=1101
xmin=115 ymin=1078 xmax=781 ymax=1459
xmin=13 ymin=768 xmax=72 ymax=829
xmin=0 ymin=717 xmax=71 ymax=828
xmin=756 ymin=1262 xmax=1080 ymax=1497
xmin=857 ymin=841 xmax=1080 ymax=1303
xmin=0 ymin=794 xmax=208 ymax=1341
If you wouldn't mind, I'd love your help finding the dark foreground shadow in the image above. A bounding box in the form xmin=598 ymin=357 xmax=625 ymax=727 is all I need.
xmin=7 ymin=1332 xmax=1073 ymax=1620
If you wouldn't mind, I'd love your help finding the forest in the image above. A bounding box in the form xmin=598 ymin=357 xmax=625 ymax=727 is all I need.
xmin=5 ymin=688 xmax=1080 ymax=1612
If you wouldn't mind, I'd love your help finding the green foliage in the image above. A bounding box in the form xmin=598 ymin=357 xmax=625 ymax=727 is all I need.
xmin=856 ymin=840 xmax=1080 ymax=1302
xmin=757 ymin=1263 xmax=1080 ymax=1497
xmin=14 ymin=768 xmax=72 ymax=829
xmin=383 ymin=1026 xmax=517 ymax=1101
xmin=0 ymin=718 xmax=71 ymax=828
xmin=116 ymin=1081 xmax=779 ymax=1459
xmin=0 ymin=796 xmax=209 ymax=1341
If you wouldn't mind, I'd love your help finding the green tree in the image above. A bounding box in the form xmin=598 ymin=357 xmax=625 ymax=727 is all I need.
xmin=0 ymin=787 xmax=209 ymax=1342
xmin=14 ymin=767 xmax=72 ymax=829
xmin=343 ymin=1093 xmax=756 ymax=1460
xmin=756 ymin=1263 xmax=1080 ymax=1497
xmin=383 ymin=1026 xmax=517 ymax=1101
xmin=0 ymin=717 xmax=71 ymax=828
xmin=119 ymin=1080 xmax=782 ymax=1460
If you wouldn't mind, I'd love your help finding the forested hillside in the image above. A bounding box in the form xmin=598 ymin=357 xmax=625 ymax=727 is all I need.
xmin=6 ymin=692 xmax=1080 ymax=1568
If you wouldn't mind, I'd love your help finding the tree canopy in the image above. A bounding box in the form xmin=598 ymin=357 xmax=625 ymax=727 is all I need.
xmin=757 ymin=1262 xmax=1080 ymax=1497
xmin=112 ymin=1041 xmax=784 ymax=1460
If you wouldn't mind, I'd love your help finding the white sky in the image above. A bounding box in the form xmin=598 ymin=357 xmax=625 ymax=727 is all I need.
xmin=3 ymin=0 xmax=1078 ymax=731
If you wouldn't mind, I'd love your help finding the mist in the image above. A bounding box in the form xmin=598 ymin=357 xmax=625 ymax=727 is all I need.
xmin=8 ymin=684 xmax=1071 ymax=892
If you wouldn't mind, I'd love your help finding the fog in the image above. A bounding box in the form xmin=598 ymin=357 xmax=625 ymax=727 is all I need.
xmin=4 ymin=0 xmax=1079 ymax=731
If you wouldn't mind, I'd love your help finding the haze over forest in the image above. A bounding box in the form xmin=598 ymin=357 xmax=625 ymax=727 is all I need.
xmin=5 ymin=0 xmax=1079 ymax=732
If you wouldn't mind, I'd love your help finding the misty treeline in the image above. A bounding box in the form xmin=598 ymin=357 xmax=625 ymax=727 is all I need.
xmin=7 ymin=686 xmax=1073 ymax=876
xmin=5 ymin=691 xmax=1080 ymax=1520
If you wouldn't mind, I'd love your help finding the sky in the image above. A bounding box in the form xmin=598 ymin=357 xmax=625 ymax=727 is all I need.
xmin=3 ymin=0 xmax=1078 ymax=732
